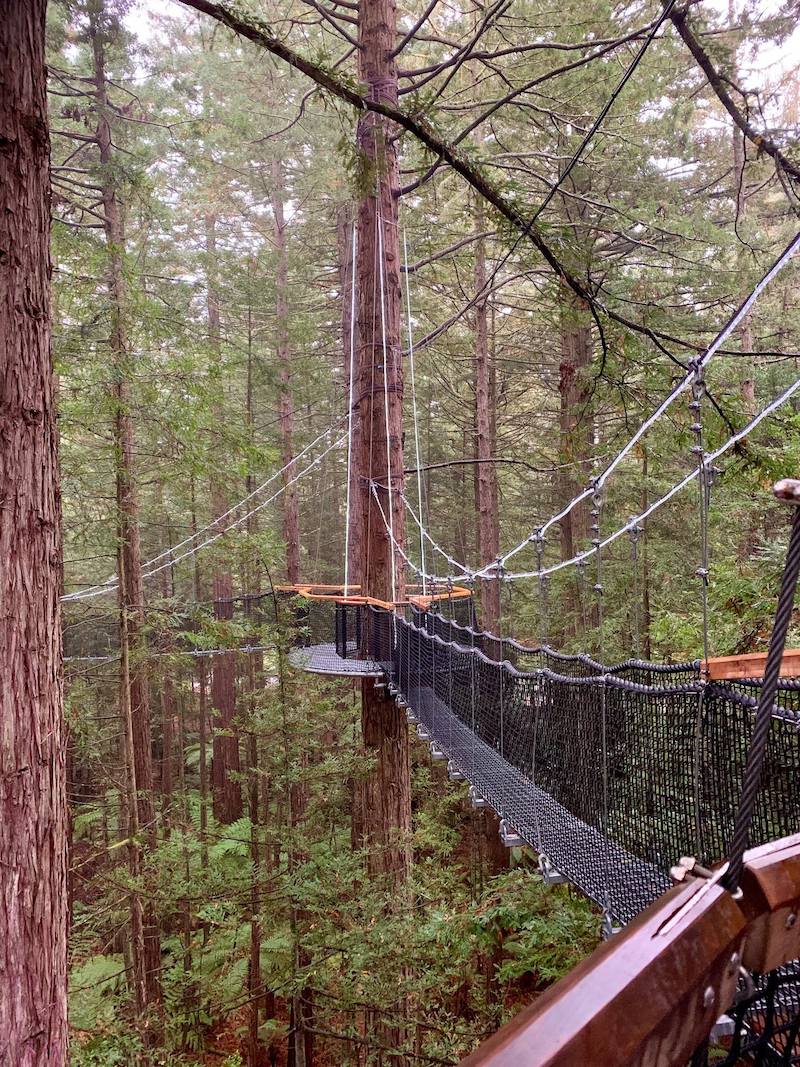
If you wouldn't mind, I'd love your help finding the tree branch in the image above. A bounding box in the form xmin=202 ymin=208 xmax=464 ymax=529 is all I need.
xmin=171 ymin=0 xmax=780 ymax=366
xmin=670 ymin=6 xmax=800 ymax=184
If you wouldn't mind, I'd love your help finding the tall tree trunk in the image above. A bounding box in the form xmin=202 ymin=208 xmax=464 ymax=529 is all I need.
xmin=558 ymin=282 xmax=594 ymax=642
xmin=160 ymin=627 xmax=175 ymax=836
xmin=471 ymin=202 xmax=507 ymax=873
xmin=355 ymin=0 xmax=412 ymax=891
xmin=191 ymin=482 xmax=211 ymax=873
xmin=729 ymin=0 xmax=755 ymax=411
xmin=90 ymin=3 xmax=161 ymax=1006
xmin=473 ymin=197 xmax=500 ymax=634
xmin=205 ymin=211 xmax=243 ymax=824
xmin=272 ymin=161 xmax=301 ymax=584
xmin=158 ymin=501 xmax=175 ymax=836
xmin=337 ymin=204 xmax=362 ymax=590
xmin=728 ymin=0 xmax=758 ymax=565
xmin=0 ymin=5 xmax=68 ymax=1061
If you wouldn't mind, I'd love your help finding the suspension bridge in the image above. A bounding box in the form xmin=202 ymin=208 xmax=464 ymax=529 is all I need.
xmin=59 ymin=201 xmax=800 ymax=1062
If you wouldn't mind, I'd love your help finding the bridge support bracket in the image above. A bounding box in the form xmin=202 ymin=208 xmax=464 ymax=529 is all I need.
xmin=538 ymin=854 xmax=568 ymax=886
xmin=601 ymin=910 xmax=623 ymax=940
xmin=447 ymin=760 xmax=465 ymax=781
xmin=708 ymin=1014 xmax=736 ymax=1042
xmin=499 ymin=819 xmax=525 ymax=848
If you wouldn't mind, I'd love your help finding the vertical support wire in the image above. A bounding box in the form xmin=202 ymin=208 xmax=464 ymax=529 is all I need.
xmin=591 ymin=482 xmax=605 ymax=661
xmin=402 ymin=226 xmax=427 ymax=596
xmin=578 ymin=559 xmax=589 ymax=640
xmin=447 ymin=580 xmax=454 ymax=757
xmin=469 ymin=577 xmax=477 ymax=783
xmin=691 ymin=366 xmax=712 ymax=672
xmin=591 ymin=481 xmax=613 ymax=929
xmin=376 ymin=202 xmax=397 ymax=605
xmin=343 ymin=221 xmax=358 ymax=597
xmin=497 ymin=559 xmax=506 ymax=760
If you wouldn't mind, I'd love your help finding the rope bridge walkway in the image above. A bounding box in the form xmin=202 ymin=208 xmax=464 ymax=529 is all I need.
xmin=292 ymin=598 xmax=800 ymax=929
xmin=291 ymin=590 xmax=800 ymax=1064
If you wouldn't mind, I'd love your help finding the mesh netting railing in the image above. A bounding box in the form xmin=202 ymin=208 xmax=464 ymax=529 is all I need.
xmin=395 ymin=615 xmax=800 ymax=925
xmin=414 ymin=608 xmax=701 ymax=685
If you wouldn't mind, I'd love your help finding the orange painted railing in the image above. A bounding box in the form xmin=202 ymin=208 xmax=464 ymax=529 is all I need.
xmin=278 ymin=582 xmax=473 ymax=612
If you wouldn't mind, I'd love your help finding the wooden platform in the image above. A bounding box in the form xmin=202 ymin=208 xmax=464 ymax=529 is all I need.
xmin=704 ymin=649 xmax=800 ymax=680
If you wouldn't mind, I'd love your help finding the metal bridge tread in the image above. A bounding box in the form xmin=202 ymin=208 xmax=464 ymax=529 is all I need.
xmin=406 ymin=685 xmax=670 ymax=924
xmin=288 ymin=643 xmax=387 ymax=678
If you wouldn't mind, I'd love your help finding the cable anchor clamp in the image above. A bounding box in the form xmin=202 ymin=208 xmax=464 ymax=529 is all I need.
xmin=670 ymin=855 xmax=714 ymax=884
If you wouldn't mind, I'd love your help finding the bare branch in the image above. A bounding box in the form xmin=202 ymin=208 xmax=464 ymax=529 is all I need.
xmin=670 ymin=6 xmax=800 ymax=184
xmin=171 ymin=0 xmax=752 ymax=362
xmin=391 ymin=0 xmax=442 ymax=58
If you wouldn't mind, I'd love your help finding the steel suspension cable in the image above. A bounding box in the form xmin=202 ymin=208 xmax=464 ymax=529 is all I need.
xmin=378 ymin=372 xmax=800 ymax=587
xmin=479 ymin=229 xmax=800 ymax=579
xmin=63 ymin=434 xmax=346 ymax=601
xmin=63 ymin=420 xmax=345 ymax=601
xmin=389 ymin=231 xmax=800 ymax=585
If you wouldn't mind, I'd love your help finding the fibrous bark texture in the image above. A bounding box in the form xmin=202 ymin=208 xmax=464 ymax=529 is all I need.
xmin=205 ymin=212 xmax=242 ymax=825
xmin=355 ymin=0 xmax=412 ymax=887
xmin=271 ymin=160 xmax=300 ymax=585
xmin=473 ymin=198 xmax=500 ymax=634
xmin=0 ymin=3 xmax=69 ymax=1061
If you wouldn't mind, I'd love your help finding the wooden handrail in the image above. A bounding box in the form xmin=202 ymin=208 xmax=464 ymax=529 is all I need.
xmin=460 ymin=833 xmax=800 ymax=1067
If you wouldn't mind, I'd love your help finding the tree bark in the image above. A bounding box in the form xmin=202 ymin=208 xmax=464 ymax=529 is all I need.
xmin=337 ymin=204 xmax=361 ymax=590
xmin=90 ymin=1 xmax=161 ymax=1007
xmin=355 ymin=0 xmax=412 ymax=891
xmin=473 ymin=197 xmax=500 ymax=634
xmin=205 ymin=211 xmax=242 ymax=824
xmin=271 ymin=161 xmax=301 ymax=584
xmin=0 ymin=4 xmax=68 ymax=1061
xmin=558 ymin=281 xmax=594 ymax=641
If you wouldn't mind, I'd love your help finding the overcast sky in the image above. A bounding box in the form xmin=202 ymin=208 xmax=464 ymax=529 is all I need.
xmin=124 ymin=0 xmax=799 ymax=117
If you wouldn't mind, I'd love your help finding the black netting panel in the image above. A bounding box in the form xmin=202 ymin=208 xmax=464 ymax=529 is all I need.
xmin=417 ymin=610 xmax=700 ymax=684
xmin=691 ymin=963 xmax=800 ymax=1065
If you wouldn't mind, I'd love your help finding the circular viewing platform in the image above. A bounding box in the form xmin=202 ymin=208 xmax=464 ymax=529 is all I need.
xmin=288 ymin=643 xmax=387 ymax=678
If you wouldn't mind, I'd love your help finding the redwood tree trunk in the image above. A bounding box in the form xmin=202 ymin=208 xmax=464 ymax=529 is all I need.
xmin=558 ymin=282 xmax=594 ymax=640
xmin=205 ymin=211 xmax=243 ymax=824
xmin=473 ymin=198 xmax=500 ymax=633
xmin=211 ymin=571 xmax=242 ymax=822
xmin=272 ymin=160 xmax=301 ymax=584
xmin=91 ymin=4 xmax=161 ymax=1006
xmin=355 ymin=0 xmax=412 ymax=890
xmin=0 ymin=4 xmax=68 ymax=1061
xmin=337 ymin=204 xmax=361 ymax=590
